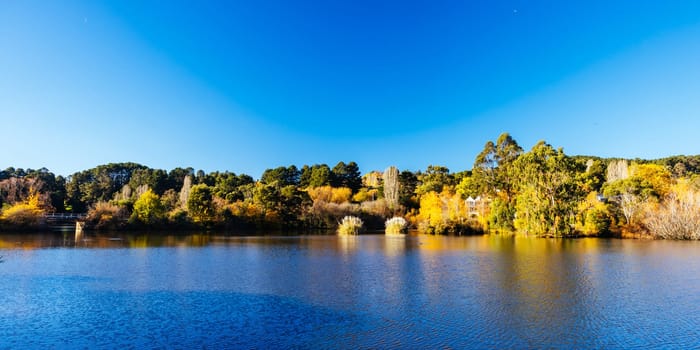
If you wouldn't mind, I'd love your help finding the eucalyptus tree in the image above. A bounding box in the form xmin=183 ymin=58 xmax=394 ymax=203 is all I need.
xmin=415 ymin=165 xmax=452 ymax=195
xmin=512 ymin=141 xmax=583 ymax=237
xmin=472 ymin=132 xmax=523 ymax=199
xmin=471 ymin=133 xmax=523 ymax=231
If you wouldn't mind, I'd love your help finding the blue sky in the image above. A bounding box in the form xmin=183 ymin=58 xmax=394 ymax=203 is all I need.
xmin=2 ymin=1 xmax=700 ymax=178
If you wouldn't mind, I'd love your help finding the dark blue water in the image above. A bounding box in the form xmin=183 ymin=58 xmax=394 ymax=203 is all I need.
xmin=2 ymin=233 xmax=700 ymax=348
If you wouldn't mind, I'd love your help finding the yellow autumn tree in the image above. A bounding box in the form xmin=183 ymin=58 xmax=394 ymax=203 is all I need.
xmin=130 ymin=189 xmax=166 ymax=225
xmin=0 ymin=189 xmax=45 ymax=228
xmin=630 ymin=163 xmax=673 ymax=198
xmin=417 ymin=189 xmax=472 ymax=234
xmin=575 ymin=192 xmax=612 ymax=236
xmin=418 ymin=191 xmax=444 ymax=234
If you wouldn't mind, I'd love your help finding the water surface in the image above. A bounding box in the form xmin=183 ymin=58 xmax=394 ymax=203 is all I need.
xmin=2 ymin=233 xmax=699 ymax=348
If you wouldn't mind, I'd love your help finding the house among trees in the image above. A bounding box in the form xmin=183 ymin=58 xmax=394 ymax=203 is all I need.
xmin=465 ymin=196 xmax=486 ymax=216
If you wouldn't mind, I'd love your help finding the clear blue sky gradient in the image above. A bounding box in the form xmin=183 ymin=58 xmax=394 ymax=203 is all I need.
xmin=2 ymin=1 xmax=700 ymax=178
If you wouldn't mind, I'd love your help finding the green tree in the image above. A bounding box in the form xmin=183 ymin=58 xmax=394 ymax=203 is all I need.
xmin=166 ymin=167 xmax=195 ymax=192
xmin=252 ymin=182 xmax=308 ymax=227
xmin=307 ymin=164 xmax=332 ymax=188
xmin=253 ymin=182 xmax=281 ymax=215
xmin=513 ymin=141 xmax=583 ymax=237
xmin=128 ymin=168 xmax=168 ymax=194
xmin=65 ymin=163 xmax=148 ymax=211
xmin=211 ymin=171 xmax=254 ymax=202
xmin=471 ymin=133 xmax=523 ymax=231
xmin=398 ymin=170 xmax=418 ymax=210
xmin=131 ymin=189 xmax=166 ymax=225
xmin=455 ymin=175 xmax=478 ymax=198
xmin=187 ymin=184 xmax=215 ymax=224
xmin=261 ymin=165 xmax=300 ymax=187
xmin=472 ymin=133 xmax=523 ymax=198
xmin=331 ymin=161 xmax=362 ymax=192
xmin=278 ymin=185 xmax=309 ymax=227
xmin=415 ymin=165 xmax=452 ymax=196
xmin=580 ymin=158 xmax=606 ymax=193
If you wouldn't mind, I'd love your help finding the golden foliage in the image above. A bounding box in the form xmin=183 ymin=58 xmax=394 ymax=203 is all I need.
xmin=418 ymin=191 xmax=443 ymax=232
xmin=630 ymin=163 xmax=673 ymax=198
xmin=352 ymin=188 xmax=378 ymax=202
xmin=0 ymin=189 xmax=45 ymax=227
xmin=131 ymin=189 xmax=165 ymax=225
xmin=307 ymin=186 xmax=352 ymax=204
xmin=229 ymin=200 xmax=264 ymax=218
xmin=575 ymin=192 xmax=612 ymax=236
xmin=417 ymin=189 xmax=473 ymax=234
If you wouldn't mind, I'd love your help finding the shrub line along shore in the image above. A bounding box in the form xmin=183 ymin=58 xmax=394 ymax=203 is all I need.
xmin=2 ymin=133 xmax=700 ymax=239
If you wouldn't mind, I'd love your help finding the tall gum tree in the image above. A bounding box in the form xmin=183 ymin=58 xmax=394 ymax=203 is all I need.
xmin=471 ymin=132 xmax=523 ymax=231
xmin=513 ymin=141 xmax=583 ymax=237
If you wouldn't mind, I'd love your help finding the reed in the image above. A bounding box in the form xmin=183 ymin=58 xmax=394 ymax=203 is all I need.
xmin=337 ymin=215 xmax=363 ymax=235
xmin=385 ymin=216 xmax=408 ymax=235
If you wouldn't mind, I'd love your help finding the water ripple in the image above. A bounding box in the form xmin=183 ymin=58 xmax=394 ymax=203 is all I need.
xmin=2 ymin=235 xmax=700 ymax=348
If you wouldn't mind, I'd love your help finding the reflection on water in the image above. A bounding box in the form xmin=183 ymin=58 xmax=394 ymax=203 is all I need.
xmin=2 ymin=232 xmax=700 ymax=348
xmin=0 ymin=232 xmax=219 ymax=249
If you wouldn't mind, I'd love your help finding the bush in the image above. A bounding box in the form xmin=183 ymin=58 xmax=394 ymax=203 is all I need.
xmin=309 ymin=201 xmax=360 ymax=228
xmin=86 ymin=202 xmax=128 ymax=230
xmin=645 ymin=188 xmax=700 ymax=240
xmin=385 ymin=217 xmax=408 ymax=235
xmin=360 ymin=199 xmax=390 ymax=217
xmin=167 ymin=208 xmax=191 ymax=227
xmin=0 ymin=202 xmax=44 ymax=228
xmin=308 ymin=186 xmax=352 ymax=204
xmin=337 ymin=215 xmax=363 ymax=235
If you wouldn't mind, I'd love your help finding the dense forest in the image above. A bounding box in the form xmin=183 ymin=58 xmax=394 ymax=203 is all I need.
xmin=3 ymin=133 xmax=700 ymax=239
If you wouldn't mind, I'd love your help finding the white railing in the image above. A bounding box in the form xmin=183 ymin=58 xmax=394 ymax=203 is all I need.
xmin=44 ymin=213 xmax=87 ymax=220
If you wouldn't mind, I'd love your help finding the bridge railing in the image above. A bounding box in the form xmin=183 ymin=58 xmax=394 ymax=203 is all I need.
xmin=44 ymin=213 xmax=88 ymax=220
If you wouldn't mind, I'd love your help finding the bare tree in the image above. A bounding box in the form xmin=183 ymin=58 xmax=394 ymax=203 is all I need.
xmin=646 ymin=189 xmax=700 ymax=239
xmin=606 ymin=159 xmax=629 ymax=183
xmin=384 ymin=166 xmax=399 ymax=209
xmin=619 ymin=192 xmax=642 ymax=225
xmin=179 ymin=175 xmax=192 ymax=209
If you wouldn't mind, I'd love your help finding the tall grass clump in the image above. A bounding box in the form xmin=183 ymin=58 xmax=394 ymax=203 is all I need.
xmin=337 ymin=215 xmax=363 ymax=235
xmin=385 ymin=217 xmax=408 ymax=235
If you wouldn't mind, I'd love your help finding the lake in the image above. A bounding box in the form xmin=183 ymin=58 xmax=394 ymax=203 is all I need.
xmin=2 ymin=232 xmax=700 ymax=348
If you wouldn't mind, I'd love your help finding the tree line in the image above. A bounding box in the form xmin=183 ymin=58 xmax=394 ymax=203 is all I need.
xmin=2 ymin=133 xmax=700 ymax=239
